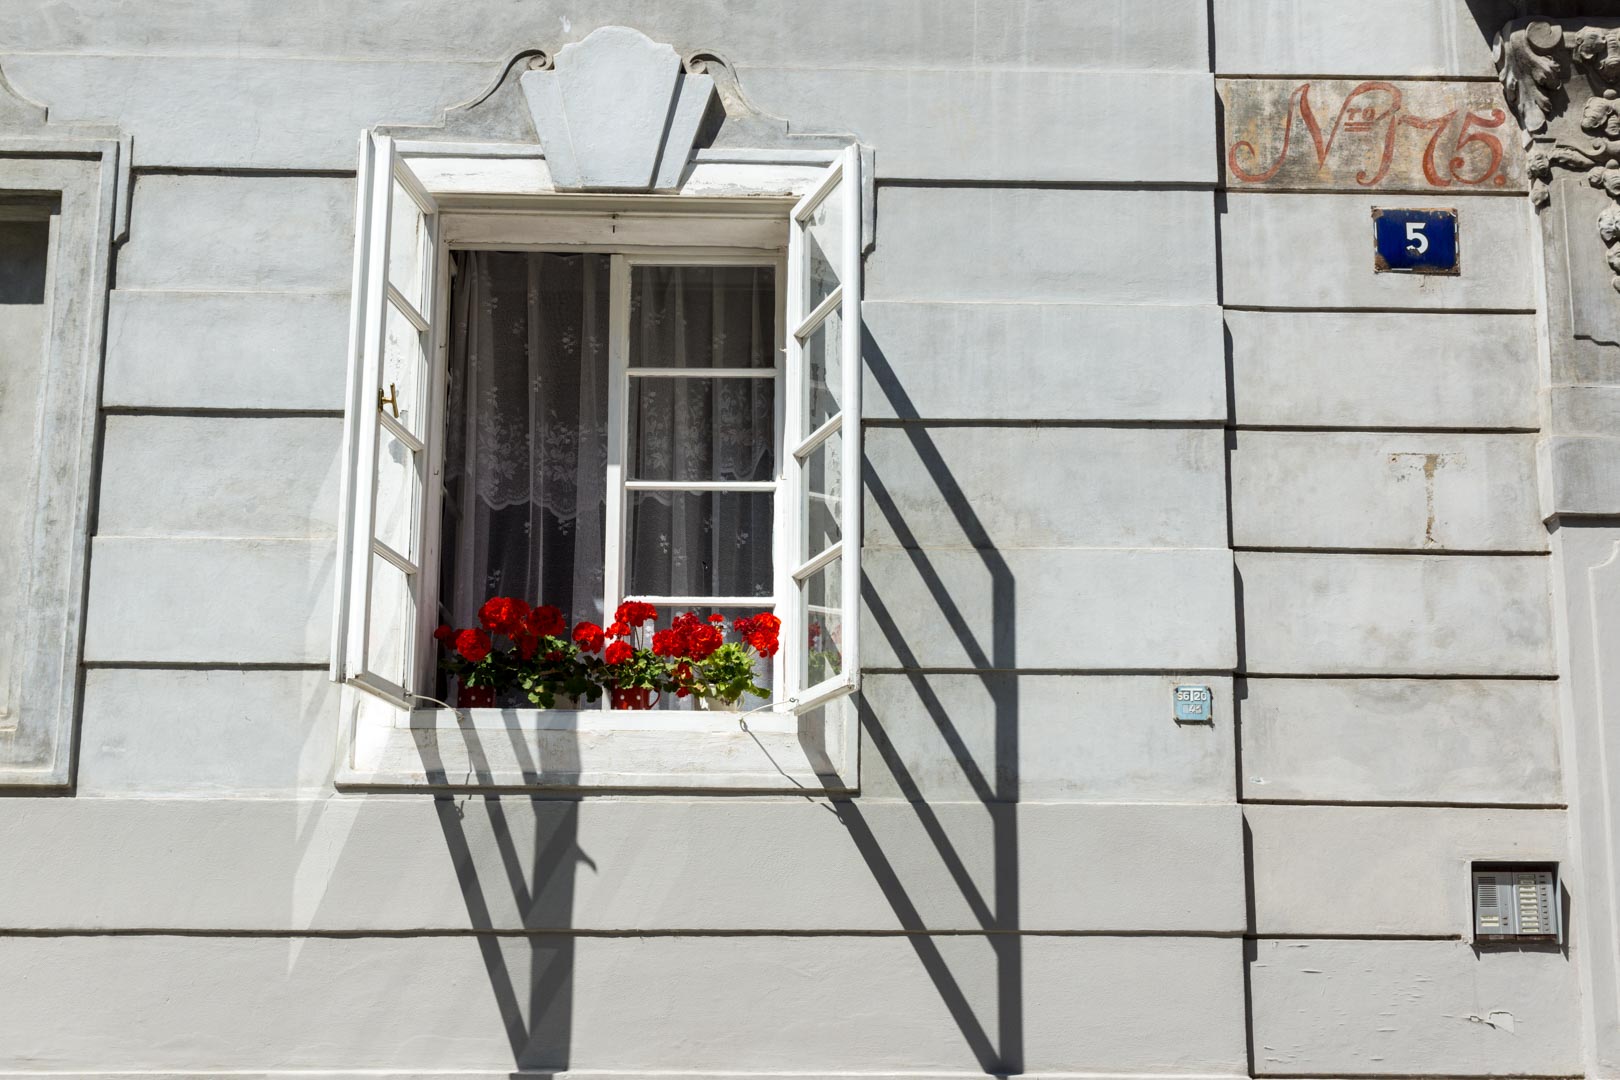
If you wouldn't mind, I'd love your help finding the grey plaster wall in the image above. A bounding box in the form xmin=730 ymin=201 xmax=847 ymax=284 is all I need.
xmin=0 ymin=1 xmax=1585 ymax=1078
xmin=1215 ymin=3 xmax=1575 ymax=1074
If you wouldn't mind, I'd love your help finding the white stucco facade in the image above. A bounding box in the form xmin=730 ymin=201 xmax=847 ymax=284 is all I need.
xmin=1 ymin=1 xmax=1618 ymax=1077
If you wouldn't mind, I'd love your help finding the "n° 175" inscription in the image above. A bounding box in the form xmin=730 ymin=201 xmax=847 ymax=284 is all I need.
xmin=1221 ymin=79 xmax=1527 ymax=191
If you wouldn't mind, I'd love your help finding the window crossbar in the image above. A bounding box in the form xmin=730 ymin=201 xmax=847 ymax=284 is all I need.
xmin=386 ymin=284 xmax=429 ymax=333
xmin=627 ymin=367 xmax=777 ymax=379
xmin=792 ymin=286 xmax=842 ymax=341
xmin=791 ymin=540 xmax=842 ymax=583
xmin=624 ymin=479 xmax=775 ymax=492
xmin=373 ymin=539 xmax=418 ymax=577
xmin=624 ymin=595 xmax=776 ymax=608
xmin=792 ymin=412 xmax=842 ymax=460
xmin=379 ymin=410 xmax=425 ymax=454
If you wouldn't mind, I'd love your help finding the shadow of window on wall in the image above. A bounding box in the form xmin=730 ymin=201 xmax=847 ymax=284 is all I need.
xmin=838 ymin=319 xmax=1025 ymax=1076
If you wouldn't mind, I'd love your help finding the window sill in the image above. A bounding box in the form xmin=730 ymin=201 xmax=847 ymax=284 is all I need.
xmin=335 ymin=689 xmax=858 ymax=794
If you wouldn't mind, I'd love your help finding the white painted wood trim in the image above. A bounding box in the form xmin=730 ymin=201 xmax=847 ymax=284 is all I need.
xmin=329 ymin=131 xmax=375 ymax=683
xmin=336 ymin=686 xmax=855 ymax=793
xmin=837 ymin=143 xmax=864 ymax=699
xmin=623 ymin=480 xmax=776 ymax=492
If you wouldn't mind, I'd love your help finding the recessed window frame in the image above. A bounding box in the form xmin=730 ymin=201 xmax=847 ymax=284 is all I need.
xmin=331 ymin=134 xmax=864 ymax=793
xmin=0 ymin=136 xmax=126 ymax=791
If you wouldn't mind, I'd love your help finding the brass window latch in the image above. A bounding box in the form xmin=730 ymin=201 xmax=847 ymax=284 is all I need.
xmin=378 ymin=383 xmax=399 ymax=419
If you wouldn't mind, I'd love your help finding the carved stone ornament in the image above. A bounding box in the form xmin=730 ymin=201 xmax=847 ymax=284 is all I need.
xmin=1497 ymin=18 xmax=1620 ymax=297
xmin=520 ymin=26 xmax=715 ymax=191
xmin=377 ymin=26 xmax=854 ymax=194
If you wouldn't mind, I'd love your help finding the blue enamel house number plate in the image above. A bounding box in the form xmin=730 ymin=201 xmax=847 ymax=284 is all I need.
xmin=1373 ymin=207 xmax=1459 ymax=275
xmin=1173 ymin=685 xmax=1213 ymax=724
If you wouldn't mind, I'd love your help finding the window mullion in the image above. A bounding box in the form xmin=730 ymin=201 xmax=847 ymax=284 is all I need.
xmin=772 ymin=251 xmax=788 ymax=701
xmin=603 ymin=253 xmax=631 ymax=711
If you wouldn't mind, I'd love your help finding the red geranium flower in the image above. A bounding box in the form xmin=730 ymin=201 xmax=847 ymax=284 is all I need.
xmin=652 ymin=626 xmax=684 ymax=657
xmin=455 ymin=628 xmax=492 ymax=663
xmin=524 ymin=604 xmax=566 ymax=639
xmin=687 ymin=623 xmax=723 ymax=660
xmin=606 ymin=620 xmax=631 ymax=639
xmin=572 ymin=621 xmax=605 ymax=653
xmin=615 ymin=601 xmax=658 ymax=626
xmin=604 ymin=640 xmax=633 ymax=665
xmin=515 ymin=633 xmax=540 ymax=660
xmin=433 ymin=624 xmax=455 ymax=643
xmin=707 ymin=612 xmax=725 ymax=624
xmin=479 ymin=596 xmax=530 ymax=636
xmin=739 ymin=612 xmax=780 ymax=658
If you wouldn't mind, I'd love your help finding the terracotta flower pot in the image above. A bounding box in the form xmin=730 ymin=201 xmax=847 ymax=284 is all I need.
xmin=458 ymin=682 xmax=496 ymax=708
xmin=609 ymin=686 xmax=659 ymax=710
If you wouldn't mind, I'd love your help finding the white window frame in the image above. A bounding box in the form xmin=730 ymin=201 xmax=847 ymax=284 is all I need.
xmin=332 ymin=136 xmax=863 ymax=793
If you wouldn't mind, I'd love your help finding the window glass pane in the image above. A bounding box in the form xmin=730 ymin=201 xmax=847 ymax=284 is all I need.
xmin=631 ymin=265 xmax=776 ymax=369
xmin=802 ymin=307 xmax=842 ymax=434
xmin=440 ymin=251 xmax=611 ymax=631
xmin=374 ymin=429 xmax=420 ymax=560
xmin=627 ymin=606 xmax=777 ymax=711
xmin=388 ymin=179 xmax=426 ymax=312
xmin=800 ymin=557 xmax=843 ymax=686
xmin=367 ymin=553 xmax=415 ymax=688
xmin=628 ymin=376 xmax=775 ymax=482
xmin=802 ymin=429 xmax=842 ymax=560
xmin=381 ymin=301 xmax=425 ymax=436
xmin=627 ymin=491 xmax=774 ymax=598
xmin=801 ymin=181 xmax=843 ymax=312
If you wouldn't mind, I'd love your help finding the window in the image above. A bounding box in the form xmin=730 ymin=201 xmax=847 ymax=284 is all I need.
xmin=331 ymin=134 xmax=864 ymax=791
xmin=435 ymin=253 xmax=781 ymax=707
xmin=0 ymin=144 xmax=123 ymax=789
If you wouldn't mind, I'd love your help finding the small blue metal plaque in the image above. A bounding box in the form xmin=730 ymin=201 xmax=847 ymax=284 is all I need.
xmin=1373 ymin=207 xmax=1458 ymax=275
xmin=1174 ymin=684 xmax=1213 ymax=724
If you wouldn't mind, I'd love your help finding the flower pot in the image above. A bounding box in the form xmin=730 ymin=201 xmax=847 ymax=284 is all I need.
xmin=695 ymin=694 xmax=736 ymax=712
xmin=458 ymin=682 xmax=496 ymax=708
xmin=609 ymin=686 xmax=659 ymax=710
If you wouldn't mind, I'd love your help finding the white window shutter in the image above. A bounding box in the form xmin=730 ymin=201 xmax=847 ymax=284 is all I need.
xmin=781 ymin=145 xmax=862 ymax=714
xmin=331 ymin=132 xmax=440 ymax=706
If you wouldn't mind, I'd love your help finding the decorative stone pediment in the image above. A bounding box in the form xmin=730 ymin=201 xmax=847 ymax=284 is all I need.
xmin=0 ymin=64 xmax=48 ymax=129
xmin=378 ymin=27 xmax=852 ymax=193
xmin=0 ymin=61 xmax=131 ymax=243
xmin=520 ymin=27 xmax=715 ymax=191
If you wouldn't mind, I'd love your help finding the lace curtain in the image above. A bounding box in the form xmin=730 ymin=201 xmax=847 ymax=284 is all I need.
xmin=440 ymin=255 xmax=776 ymax=634
xmin=625 ymin=265 xmax=776 ymax=601
xmin=441 ymin=251 xmax=610 ymax=629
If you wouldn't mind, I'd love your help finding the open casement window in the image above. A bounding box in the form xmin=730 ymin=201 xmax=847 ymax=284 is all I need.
xmin=332 ymin=132 xmax=864 ymax=793
xmin=781 ymin=145 xmax=862 ymax=715
xmin=332 ymin=133 xmax=440 ymax=706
